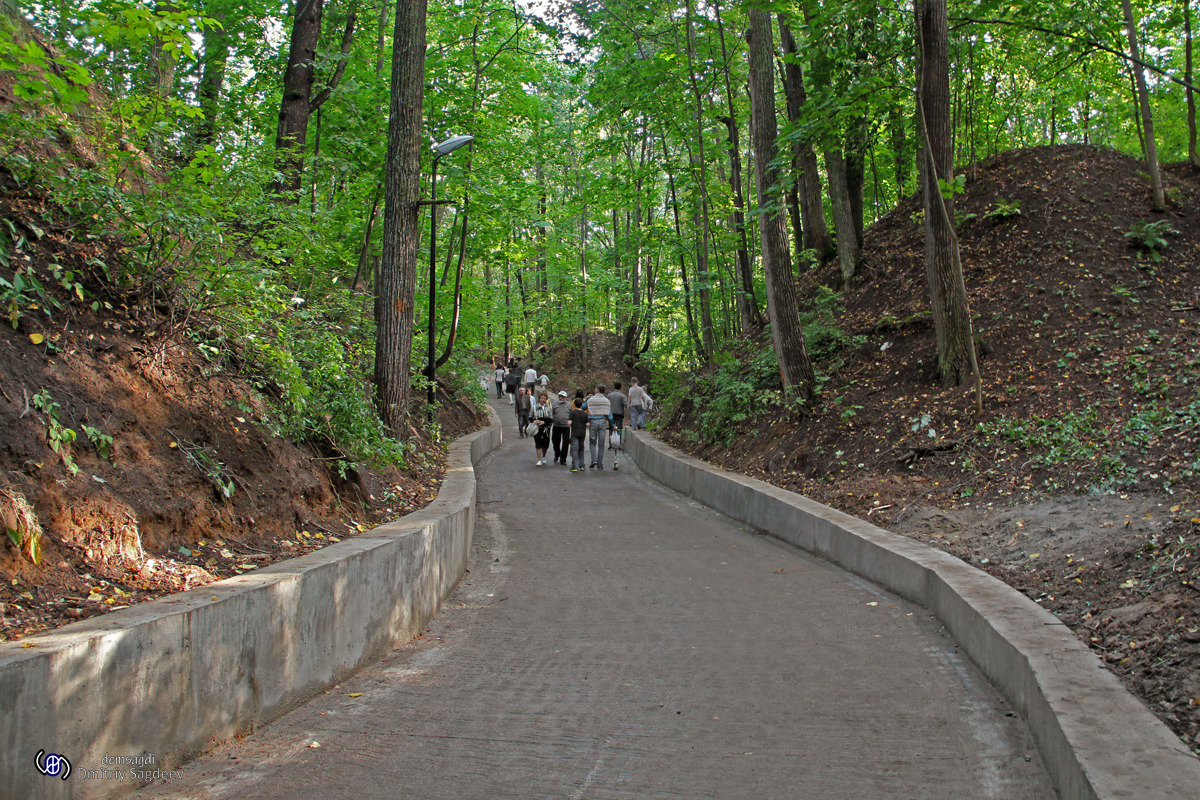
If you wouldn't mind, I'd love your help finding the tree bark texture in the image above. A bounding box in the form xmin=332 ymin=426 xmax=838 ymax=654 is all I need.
xmin=1122 ymin=0 xmax=1166 ymax=210
xmin=373 ymin=0 xmax=427 ymax=434
xmin=713 ymin=0 xmax=760 ymax=331
xmin=1188 ymin=0 xmax=1199 ymax=168
xmin=747 ymin=9 xmax=816 ymax=402
xmin=916 ymin=0 xmax=978 ymax=390
xmin=824 ymin=149 xmax=859 ymax=284
xmin=195 ymin=1 xmax=228 ymax=147
xmin=684 ymin=0 xmax=715 ymax=362
xmin=777 ymin=17 xmax=833 ymax=261
xmin=272 ymin=0 xmax=324 ymax=197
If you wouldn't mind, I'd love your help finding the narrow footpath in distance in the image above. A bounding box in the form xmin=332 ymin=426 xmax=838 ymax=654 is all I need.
xmin=131 ymin=397 xmax=1057 ymax=800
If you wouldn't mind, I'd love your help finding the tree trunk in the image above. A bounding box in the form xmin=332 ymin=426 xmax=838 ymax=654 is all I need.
xmin=685 ymin=0 xmax=715 ymax=363
xmin=272 ymin=0 xmax=324 ymax=197
xmin=1122 ymin=0 xmax=1166 ymax=210
xmin=714 ymin=0 xmax=760 ymax=330
xmin=195 ymin=1 xmax=228 ymax=148
xmin=663 ymin=140 xmax=703 ymax=357
xmin=916 ymin=0 xmax=981 ymax=399
xmin=777 ymin=17 xmax=833 ymax=262
xmin=373 ymin=0 xmax=427 ymax=434
xmin=747 ymin=8 xmax=816 ymax=403
xmin=824 ymin=150 xmax=859 ymax=285
xmin=1187 ymin=0 xmax=1199 ymax=168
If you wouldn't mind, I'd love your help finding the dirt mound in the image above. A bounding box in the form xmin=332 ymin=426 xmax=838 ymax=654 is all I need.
xmin=0 ymin=176 xmax=486 ymax=640
xmin=660 ymin=144 xmax=1200 ymax=752
xmin=504 ymin=328 xmax=652 ymax=397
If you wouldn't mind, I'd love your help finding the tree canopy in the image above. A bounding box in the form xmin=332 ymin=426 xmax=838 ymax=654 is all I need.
xmin=0 ymin=0 xmax=1193 ymax=455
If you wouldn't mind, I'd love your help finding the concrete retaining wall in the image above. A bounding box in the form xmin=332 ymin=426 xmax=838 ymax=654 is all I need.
xmin=626 ymin=429 xmax=1200 ymax=800
xmin=0 ymin=412 xmax=502 ymax=800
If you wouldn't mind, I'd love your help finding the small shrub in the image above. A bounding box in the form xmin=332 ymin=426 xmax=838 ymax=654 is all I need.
xmin=984 ymin=197 xmax=1021 ymax=220
xmin=1124 ymin=220 xmax=1176 ymax=263
xmin=1 ymin=484 xmax=44 ymax=565
xmin=32 ymin=390 xmax=78 ymax=475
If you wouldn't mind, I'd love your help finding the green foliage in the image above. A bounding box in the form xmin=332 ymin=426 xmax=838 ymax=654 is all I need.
xmin=81 ymin=424 xmax=114 ymax=460
xmin=1 ymin=485 xmax=43 ymax=565
xmin=1124 ymin=221 xmax=1176 ymax=262
xmin=690 ymin=346 xmax=785 ymax=446
xmin=32 ymin=389 xmax=79 ymax=475
xmin=984 ymin=197 xmax=1021 ymax=220
xmin=799 ymin=286 xmax=866 ymax=361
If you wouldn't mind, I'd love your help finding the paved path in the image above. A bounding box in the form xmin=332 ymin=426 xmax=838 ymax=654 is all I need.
xmin=134 ymin=400 xmax=1055 ymax=799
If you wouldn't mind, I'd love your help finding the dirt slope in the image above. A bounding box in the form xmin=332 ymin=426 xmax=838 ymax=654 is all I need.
xmin=0 ymin=174 xmax=485 ymax=640
xmin=661 ymin=144 xmax=1200 ymax=752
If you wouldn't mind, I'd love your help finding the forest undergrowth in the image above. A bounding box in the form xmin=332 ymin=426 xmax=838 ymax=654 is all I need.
xmin=0 ymin=121 xmax=488 ymax=643
xmin=657 ymin=144 xmax=1200 ymax=753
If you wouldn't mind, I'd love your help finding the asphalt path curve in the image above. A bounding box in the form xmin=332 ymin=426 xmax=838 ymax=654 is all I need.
xmin=132 ymin=398 xmax=1056 ymax=799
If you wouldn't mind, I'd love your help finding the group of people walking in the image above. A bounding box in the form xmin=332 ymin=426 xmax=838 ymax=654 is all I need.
xmin=493 ymin=359 xmax=652 ymax=473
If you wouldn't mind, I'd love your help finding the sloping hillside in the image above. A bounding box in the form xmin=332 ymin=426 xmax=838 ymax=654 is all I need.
xmin=0 ymin=173 xmax=486 ymax=639
xmin=662 ymin=144 xmax=1200 ymax=751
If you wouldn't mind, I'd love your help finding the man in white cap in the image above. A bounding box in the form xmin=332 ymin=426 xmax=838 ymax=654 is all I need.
xmin=550 ymin=389 xmax=573 ymax=465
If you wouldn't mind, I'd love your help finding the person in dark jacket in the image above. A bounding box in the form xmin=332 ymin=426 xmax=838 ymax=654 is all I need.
xmin=568 ymin=398 xmax=589 ymax=472
xmin=514 ymin=387 xmax=532 ymax=438
xmin=531 ymin=392 xmax=553 ymax=465
xmin=504 ymin=367 xmax=519 ymax=405
xmin=551 ymin=390 xmax=572 ymax=465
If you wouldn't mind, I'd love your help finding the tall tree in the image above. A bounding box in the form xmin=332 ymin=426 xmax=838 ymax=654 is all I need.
xmin=747 ymin=8 xmax=816 ymax=403
xmin=272 ymin=0 xmax=356 ymax=198
xmin=712 ymin=0 xmax=761 ymax=331
xmin=1121 ymin=0 xmax=1165 ymax=210
xmin=1188 ymin=0 xmax=1199 ymax=168
xmin=916 ymin=0 xmax=981 ymax=407
xmin=777 ymin=16 xmax=833 ymax=261
xmin=373 ymin=0 xmax=427 ymax=434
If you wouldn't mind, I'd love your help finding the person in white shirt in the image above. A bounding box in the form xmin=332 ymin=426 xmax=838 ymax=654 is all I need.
xmin=523 ymin=365 xmax=538 ymax=393
xmin=493 ymin=363 xmax=505 ymax=399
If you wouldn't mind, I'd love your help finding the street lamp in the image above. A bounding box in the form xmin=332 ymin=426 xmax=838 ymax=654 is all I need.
xmin=426 ymin=133 xmax=474 ymax=417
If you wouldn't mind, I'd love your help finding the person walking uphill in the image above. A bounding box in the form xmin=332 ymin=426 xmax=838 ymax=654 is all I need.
xmin=568 ymin=398 xmax=589 ymax=472
xmin=531 ymin=392 xmax=553 ymax=465
xmin=515 ymin=387 xmax=532 ymax=438
xmin=551 ymin=390 xmax=572 ymax=465
xmin=504 ymin=367 xmax=519 ymax=405
xmin=607 ymin=382 xmax=627 ymax=467
xmin=628 ymin=377 xmax=647 ymax=430
xmin=493 ymin=363 xmax=505 ymax=399
xmin=524 ymin=364 xmax=538 ymax=393
xmin=585 ymin=385 xmax=612 ymax=470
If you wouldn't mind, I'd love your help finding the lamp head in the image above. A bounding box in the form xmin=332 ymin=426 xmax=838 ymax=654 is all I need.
xmin=432 ymin=134 xmax=474 ymax=156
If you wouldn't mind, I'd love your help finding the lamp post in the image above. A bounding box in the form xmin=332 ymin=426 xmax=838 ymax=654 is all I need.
xmin=426 ymin=134 xmax=474 ymax=417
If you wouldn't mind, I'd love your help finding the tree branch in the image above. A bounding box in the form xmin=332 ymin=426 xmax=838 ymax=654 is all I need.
xmin=950 ymin=16 xmax=1200 ymax=93
xmin=310 ymin=5 xmax=358 ymax=112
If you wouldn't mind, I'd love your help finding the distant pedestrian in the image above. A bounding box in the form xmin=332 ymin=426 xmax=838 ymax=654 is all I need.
xmin=538 ymin=371 xmax=551 ymax=395
xmin=551 ymin=390 xmax=572 ymax=465
xmin=515 ymin=386 xmax=532 ymax=438
xmin=493 ymin=363 xmax=505 ymax=399
xmin=524 ymin=364 xmax=538 ymax=393
xmin=504 ymin=367 xmax=519 ymax=404
xmin=568 ymin=398 xmax=589 ymax=472
xmin=628 ymin=377 xmax=647 ymax=430
xmin=532 ymin=392 xmax=553 ymax=465
xmin=607 ymin=382 xmax=627 ymax=465
xmin=586 ymin=384 xmax=612 ymax=470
